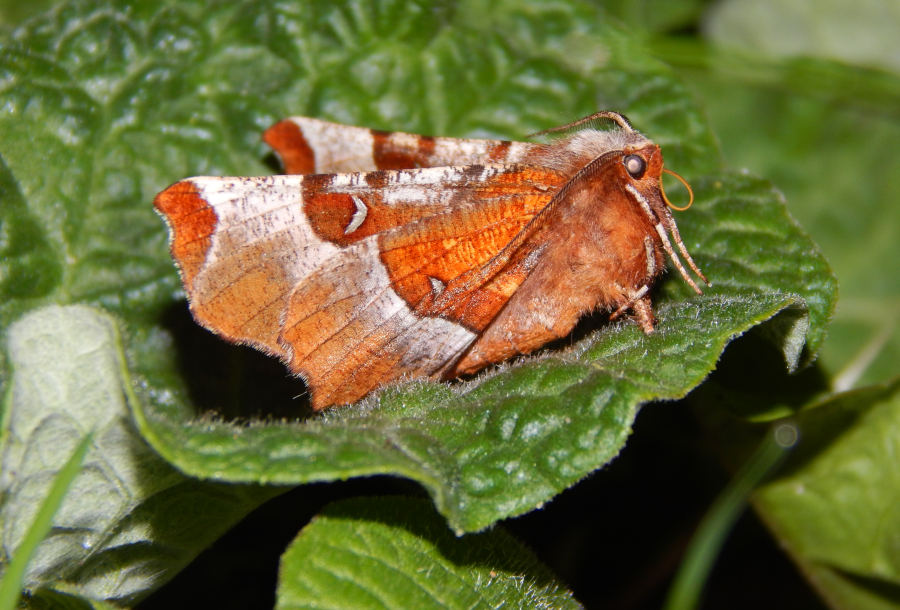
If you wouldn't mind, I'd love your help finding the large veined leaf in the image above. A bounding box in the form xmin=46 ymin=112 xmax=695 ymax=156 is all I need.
xmin=0 ymin=306 xmax=277 ymax=604
xmin=1 ymin=0 xmax=833 ymax=532
xmin=0 ymin=0 xmax=839 ymax=604
xmin=130 ymin=171 xmax=833 ymax=534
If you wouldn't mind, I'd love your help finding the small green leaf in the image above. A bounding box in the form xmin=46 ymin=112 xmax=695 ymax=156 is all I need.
xmin=755 ymin=378 xmax=900 ymax=608
xmin=276 ymin=496 xmax=580 ymax=610
xmin=0 ymin=306 xmax=277 ymax=604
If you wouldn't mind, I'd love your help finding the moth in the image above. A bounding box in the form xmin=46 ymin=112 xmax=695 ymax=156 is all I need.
xmin=154 ymin=112 xmax=708 ymax=410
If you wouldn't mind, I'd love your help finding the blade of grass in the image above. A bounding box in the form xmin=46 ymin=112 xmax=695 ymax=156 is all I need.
xmin=0 ymin=433 xmax=93 ymax=610
xmin=664 ymin=422 xmax=798 ymax=610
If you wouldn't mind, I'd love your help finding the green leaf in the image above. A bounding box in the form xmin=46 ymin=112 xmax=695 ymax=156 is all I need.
xmin=0 ymin=434 xmax=91 ymax=610
xmin=0 ymin=0 xmax=834 ymax=537
xmin=24 ymin=585 xmax=121 ymax=610
xmin=276 ymin=496 xmax=580 ymax=610
xmin=595 ymin=0 xmax=709 ymax=34
xmin=0 ymin=3 xmax=841 ymax=606
xmin=0 ymin=306 xmax=277 ymax=604
xmin=130 ymin=169 xmax=833 ymax=533
xmin=665 ymin=16 xmax=900 ymax=390
xmin=754 ymin=379 xmax=900 ymax=608
xmin=656 ymin=21 xmax=899 ymax=605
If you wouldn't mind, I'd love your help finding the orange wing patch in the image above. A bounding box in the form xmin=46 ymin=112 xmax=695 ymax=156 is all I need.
xmin=371 ymin=129 xmax=437 ymax=169
xmin=279 ymin=240 xmax=479 ymax=408
xmin=301 ymin=173 xmax=454 ymax=246
xmin=153 ymin=181 xmax=217 ymax=285
xmin=379 ymin=166 xmax=566 ymax=330
xmin=263 ymin=120 xmax=316 ymax=174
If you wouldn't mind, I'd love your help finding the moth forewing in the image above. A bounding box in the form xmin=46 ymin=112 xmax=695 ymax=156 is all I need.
xmin=155 ymin=112 xmax=708 ymax=409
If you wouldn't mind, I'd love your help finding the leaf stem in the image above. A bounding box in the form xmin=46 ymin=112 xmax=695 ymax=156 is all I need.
xmin=663 ymin=422 xmax=798 ymax=610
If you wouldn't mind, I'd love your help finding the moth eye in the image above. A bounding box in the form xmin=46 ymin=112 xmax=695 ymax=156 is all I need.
xmin=624 ymin=154 xmax=646 ymax=179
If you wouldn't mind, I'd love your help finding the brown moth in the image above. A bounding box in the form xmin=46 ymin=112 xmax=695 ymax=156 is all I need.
xmin=154 ymin=112 xmax=708 ymax=409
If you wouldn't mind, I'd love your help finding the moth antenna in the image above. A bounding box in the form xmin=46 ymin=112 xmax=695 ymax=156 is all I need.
xmin=528 ymin=111 xmax=634 ymax=138
xmin=626 ymin=182 xmax=707 ymax=294
xmin=658 ymin=167 xmax=708 ymax=286
xmin=661 ymin=207 xmax=710 ymax=287
xmin=660 ymin=168 xmax=693 ymax=211
xmin=654 ymin=223 xmax=704 ymax=295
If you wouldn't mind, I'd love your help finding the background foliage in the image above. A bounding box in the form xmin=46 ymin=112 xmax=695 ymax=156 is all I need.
xmin=0 ymin=0 xmax=897 ymax=608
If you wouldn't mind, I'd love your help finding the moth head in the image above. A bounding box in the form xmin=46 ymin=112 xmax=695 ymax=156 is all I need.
xmin=620 ymin=142 xmax=662 ymax=180
xmin=619 ymin=145 xmax=691 ymax=208
xmin=534 ymin=113 xmax=709 ymax=295
xmin=617 ymin=143 xmax=709 ymax=294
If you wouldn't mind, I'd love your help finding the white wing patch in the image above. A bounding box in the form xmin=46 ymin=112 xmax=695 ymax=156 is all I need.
xmin=193 ymin=175 xmax=340 ymax=288
xmin=345 ymin=195 xmax=368 ymax=235
xmin=429 ymin=276 xmax=446 ymax=297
